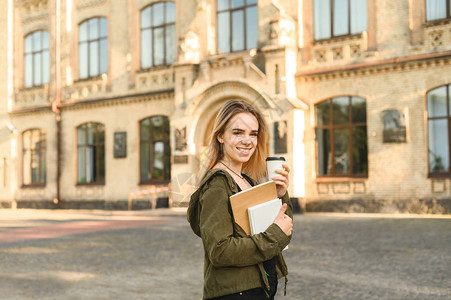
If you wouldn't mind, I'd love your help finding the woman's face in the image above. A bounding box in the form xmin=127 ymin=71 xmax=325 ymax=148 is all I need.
xmin=218 ymin=112 xmax=259 ymax=164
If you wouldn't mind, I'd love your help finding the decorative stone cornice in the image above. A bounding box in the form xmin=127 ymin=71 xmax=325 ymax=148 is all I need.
xmin=76 ymin=0 xmax=107 ymax=10
xmin=296 ymin=52 xmax=451 ymax=83
xmin=59 ymin=89 xmax=174 ymax=111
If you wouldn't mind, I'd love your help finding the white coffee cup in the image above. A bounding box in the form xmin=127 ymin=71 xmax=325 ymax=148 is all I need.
xmin=266 ymin=157 xmax=285 ymax=181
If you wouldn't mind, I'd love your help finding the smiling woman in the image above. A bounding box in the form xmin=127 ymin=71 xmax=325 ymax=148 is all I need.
xmin=187 ymin=100 xmax=293 ymax=299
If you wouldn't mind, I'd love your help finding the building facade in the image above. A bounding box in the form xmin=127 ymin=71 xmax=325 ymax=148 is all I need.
xmin=0 ymin=0 xmax=450 ymax=213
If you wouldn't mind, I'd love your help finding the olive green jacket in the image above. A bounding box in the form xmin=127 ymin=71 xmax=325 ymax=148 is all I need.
xmin=187 ymin=169 xmax=293 ymax=299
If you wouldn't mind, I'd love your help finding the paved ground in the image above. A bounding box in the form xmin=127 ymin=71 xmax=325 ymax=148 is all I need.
xmin=0 ymin=209 xmax=450 ymax=300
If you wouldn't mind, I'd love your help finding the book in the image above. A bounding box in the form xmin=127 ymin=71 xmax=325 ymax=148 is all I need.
xmin=248 ymin=198 xmax=282 ymax=235
xmin=229 ymin=180 xmax=278 ymax=235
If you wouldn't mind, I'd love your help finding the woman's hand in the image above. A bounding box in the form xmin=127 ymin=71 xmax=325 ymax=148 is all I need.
xmin=273 ymin=203 xmax=293 ymax=236
xmin=271 ymin=163 xmax=290 ymax=198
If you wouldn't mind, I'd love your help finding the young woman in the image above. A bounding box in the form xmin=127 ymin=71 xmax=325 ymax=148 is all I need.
xmin=187 ymin=100 xmax=293 ymax=299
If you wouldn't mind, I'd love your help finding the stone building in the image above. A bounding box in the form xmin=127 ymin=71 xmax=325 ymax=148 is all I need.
xmin=0 ymin=0 xmax=450 ymax=213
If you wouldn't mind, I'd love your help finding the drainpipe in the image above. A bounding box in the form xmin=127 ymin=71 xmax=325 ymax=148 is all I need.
xmin=52 ymin=0 xmax=62 ymax=207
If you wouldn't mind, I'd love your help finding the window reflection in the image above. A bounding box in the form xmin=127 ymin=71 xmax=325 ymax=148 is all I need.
xmin=140 ymin=116 xmax=171 ymax=183
xmin=22 ymin=129 xmax=46 ymax=185
xmin=24 ymin=31 xmax=50 ymax=88
xmin=315 ymin=96 xmax=368 ymax=177
xmin=77 ymin=123 xmax=105 ymax=184
xmin=79 ymin=18 xmax=108 ymax=79
xmin=140 ymin=2 xmax=176 ymax=68
xmin=217 ymin=0 xmax=258 ymax=54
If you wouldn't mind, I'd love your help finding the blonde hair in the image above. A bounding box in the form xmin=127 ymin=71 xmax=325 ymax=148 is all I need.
xmin=199 ymin=100 xmax=269 ymax=183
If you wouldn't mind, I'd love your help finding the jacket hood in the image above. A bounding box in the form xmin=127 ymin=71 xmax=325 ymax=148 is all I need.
xmin=187 ymin=169 xmax=239 ymax=237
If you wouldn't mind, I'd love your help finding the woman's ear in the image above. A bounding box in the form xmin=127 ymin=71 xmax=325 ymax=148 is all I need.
xmin=217 ymin=135 xmax=223 ymax=144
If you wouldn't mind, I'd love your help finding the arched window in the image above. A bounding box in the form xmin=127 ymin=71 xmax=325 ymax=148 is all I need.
xmin=427 ymin=84 xmax=451 ymax=175
xmin=139 ymin=116 xmax=171 ymax=183
xmin=77 ymin=123 xmax=105 ymax=184
xmin=217 ymin=0 xmax=258 ymax=54
xmin=24 ymin=31 xmax=50 ymax=88
xmin=315 ymin=96 xmax=368 ymax=176
xmin=140 ymin=2 xmax=176 ymax=68
xmin=22 ymin=129 xmax=46 ymax=186
xmin=314 ymin=0 xmax=367 ymax=40
xmin=426 ymin=0 xmax=450 ymax=21
xmin=79 ymin=17 xmax=108 ymax=79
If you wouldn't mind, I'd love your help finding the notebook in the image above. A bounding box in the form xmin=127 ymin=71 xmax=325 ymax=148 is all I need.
xmin=248 ymin=198 xmax=282 ymax=235
xmin=229 ymin=180 xmax=278 ymax=235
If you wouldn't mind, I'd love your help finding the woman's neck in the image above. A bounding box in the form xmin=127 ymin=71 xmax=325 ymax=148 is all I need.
xmin=220 ymin=159 xmax=243 ymax=176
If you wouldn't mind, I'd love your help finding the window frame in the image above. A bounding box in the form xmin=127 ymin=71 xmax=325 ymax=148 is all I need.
xmin=21 ymin=128 xmax=46 ymax=187
xmin=427 ymin=84 xmax=451 ymax=178
xmin=140 ymin=1 xmax=176 ymax=69
xmin=139 ymin=116 xmax=171 ymax=185
xmin=216 ymin=0 xmax=258 ymax=54
xmin=78 ymin=17 xmax=108 ymax=80
xmin=24 ymin=30 xmax=50 ymax=88
xmin=425 ymin=0 xmax=451 ymax=22
xmin=315 ymin=96 xmax=368 ymax=178
xmin=76 ymin=122 xmax=106 ymax=185
xmin=313 ymin=0 xmax=367 ymax=41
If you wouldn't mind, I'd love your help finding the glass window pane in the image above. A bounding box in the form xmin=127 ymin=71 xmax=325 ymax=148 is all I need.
xmin=141 ymin=29 xmax=152 ymax=68
xmin=247 ymin=0 xmax=257 ymax=4
xmin=140 ymin=119 xmax=150 ymax=140
xmin=100 ymin=18 xmax=107 ymax=38
xmin=232 ymin=10 xmax=244 ymax=51
xmin=218 ymin=11 xmax=230 ymax=54
xmin=352 ymin=126 xmax=368 ymax=175
xmin=96 ymin=125 xmax=105 ymax=144
xmin=86 ymin=146 xmax=95 ymax=183
xmin=141 ymin=6 xmax=151 ymax=28
xmin=350 ymin=0 xmax=367 ymax=34
xmin=87 ymin=124 xmax=96 ymax=144
xmin=100 ymin=38 xmax=108 ymax=74
xmin=317 ymin=129 xmax=331 ymax=175
xmin=23 ymin=150 xmax=31 ymax=185
xmin=166 ymin=24 xmax=176 ymax=64
xmin=79 ymin=21 xmax=88 ymax=42
xmin=231 ymin=0 xmax=245 ymax=8
xmin=428 ymin=119 xmax=449 ymax=172
xmin=32 ymin=150 xmax=39 ymax=183
xmin=351 ymin=97 xmax=366 ymax=123
xmin=153 ymin=141 xmax=165 ymax=180
xmin=40 ymin=148 xmax=46 ymax=183
xmin=246 ymin=6 xmax=258 ymax=50
xmin=42 ymin=50 xmax=50 ymax=84
xmin=79 ymin=42 xmax=88 ymax=79
xmin=98 ymin=145 xmax=105 ymax=183
xmin=25 ymin=35 xmax=33 ymax=53
xmin=316 ymin=100 xmax=330 ymax=126
xmin=89 ymin=18 xmax=99 ymax=39
xmin=33 ymin=32 xmax=41 ymax=51
xmin=25 ymin=54 xmax=33 ymax=88
xmin=42 ymin=31 xmax=49 ymax=50
xmin=154 ymin=28 xmax=164 ymax=65
xmin=77 ymin=126 xmax=86 ymax=145
xmin=164 ymin=140 xmax=171 ymax=180
xmin=333 ymin=129 xmax=350 ymax=174
xmin=217 ymin=0 xmax=229 ymax=11
xmin=151 ymin=116 xmax=164 ymax=138
xmin=140 ymin=142 xmax=151 ymax=181
xmin=426 ymin=0 xmax=447 ymax=21
xmin=427 ymin=86 xmax=447 ymax=118
xmin=314 ymin=0 xmax=331 ymax=40
xmin=77 ymin=146 xmax=87 ymax=183
xmin=89 ymin=41 xmax=99 ymax=76
xmin=334 ymin=0 xmax=349 ymax=36
xmin=166 ymin=2 xmax=176 ymax=23
xmin=34 ymin=52 xmax=42 ymax=86
xmin=332 ymin=97 xmax=350 ymax=124
xmin=153 ymin=2 xmax=165 ymax=26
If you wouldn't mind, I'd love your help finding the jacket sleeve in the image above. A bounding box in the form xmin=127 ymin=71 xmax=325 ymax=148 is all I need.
xmin=199 ymin=175 xmax=290 ymax=268
xmin=280 ymin=190 xmax=293 ymax=241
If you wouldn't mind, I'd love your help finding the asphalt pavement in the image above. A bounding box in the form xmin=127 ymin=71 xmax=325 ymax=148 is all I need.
xmin=0 ymin=209 xmax=449 ymax=300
